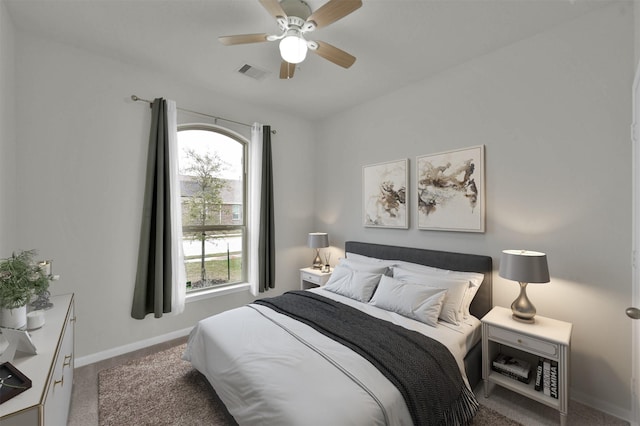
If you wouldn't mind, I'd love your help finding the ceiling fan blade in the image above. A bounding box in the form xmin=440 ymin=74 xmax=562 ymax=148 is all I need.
xmin=310 ymin=40 xmax=356 ymax=69
xmin=307 ymin=0 xmax=362 ymax=30
xmin=280 ymin=61 xmax=296 ymax=79
xmin=259 ymin=0 xmax=287 ymax=19
xmin=219 ymin=33 xmax=270 ymax=46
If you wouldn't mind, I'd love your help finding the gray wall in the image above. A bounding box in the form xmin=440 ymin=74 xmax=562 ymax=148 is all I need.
xmin=10 ymin=30 xmax=315 ymax=359
xmin=314 ymin=4 xmax=634 ymax=418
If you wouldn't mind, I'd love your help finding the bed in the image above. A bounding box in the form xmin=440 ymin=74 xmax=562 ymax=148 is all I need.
xmin=184 ymin=241 xmax=493 ymax=425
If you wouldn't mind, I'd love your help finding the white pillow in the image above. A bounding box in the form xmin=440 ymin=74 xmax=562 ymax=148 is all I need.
xmin=369 ymin=275 xmax=447 ymax=327
xmin=343 ymin=256 xmax=484 ymax=319
xmin=391 ymin=263 xmax=484 ymax=319
xmin=392 ymin=267 xmax=470 ymax=325
xmin=345 ymin=252 xmax=389 ymax=264
xmin=392 ymin=261 xmax=484 ymax=286
xmin=323 ymin=264 xmax=382 ymax=302
xmin=391 ymin=261 xmax=449 ymax=275
xmin=461 ymin=281 xmax=483 ymax=319
xmin=349 ymin=257 xmax=483 ymax=284
xmin=336 ymin=257 xmax=391 ymax=275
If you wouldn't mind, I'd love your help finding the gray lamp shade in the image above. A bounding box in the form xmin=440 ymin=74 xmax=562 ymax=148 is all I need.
xmin=499 ymin=250 xmax=550 ymax=283
xmin=307 ymin=233 xmax=329 ymax=249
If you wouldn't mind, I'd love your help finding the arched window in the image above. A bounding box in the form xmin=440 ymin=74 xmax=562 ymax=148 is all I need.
xmin=177 ymin=124 xmax=247 ymax=293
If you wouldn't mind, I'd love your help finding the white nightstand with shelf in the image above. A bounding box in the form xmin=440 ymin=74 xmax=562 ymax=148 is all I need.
xmin=300 ymin=267 xmax=332 ymax=290
xmin=482 ymin=306 xmax=572 ymax=426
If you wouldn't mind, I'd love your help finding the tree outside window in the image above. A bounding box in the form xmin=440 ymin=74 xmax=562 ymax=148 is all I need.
xmin=178 ymin=126 xmax=246 ymax=292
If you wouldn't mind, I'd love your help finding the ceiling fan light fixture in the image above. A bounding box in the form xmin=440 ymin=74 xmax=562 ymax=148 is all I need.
xmin=279 ymin=33 xmax=307 ymax=64
xmin=221 ymin=0 xmax=362 ymax=79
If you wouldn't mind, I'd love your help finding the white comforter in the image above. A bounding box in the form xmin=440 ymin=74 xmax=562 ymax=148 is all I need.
xmin=183 ymin=288 xmax=481 ymax=426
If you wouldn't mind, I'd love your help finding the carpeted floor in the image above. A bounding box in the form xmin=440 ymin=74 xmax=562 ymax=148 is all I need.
xmin=98 ymin=343 xmax=522 ymax=426
xmin=98 ymin=344 xmax=237 ymax=426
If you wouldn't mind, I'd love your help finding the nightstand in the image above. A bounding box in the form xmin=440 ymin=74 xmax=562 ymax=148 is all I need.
xmin=482 ymin=306 xmax=572 ymax=426
xmin=300 ymin=267 xmax=332 ymax=290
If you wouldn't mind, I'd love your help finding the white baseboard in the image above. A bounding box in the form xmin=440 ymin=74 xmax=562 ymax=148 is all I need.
xmin=571 ymin=387 xmax=633 ymax=423
xmin=74 ymin=327 xmax=193 ymax=368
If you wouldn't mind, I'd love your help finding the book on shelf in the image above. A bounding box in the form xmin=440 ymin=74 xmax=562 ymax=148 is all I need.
xmin=543 ymin=358 xmax=551 ymax=396
xmin=533 ymin=357 xmax=559 ymax=399
xmin=491 ymin=365 xmax=531 ymax=384
xmin=534 ymin=358 xmax=543 ymax=391
xmin=492 ymin=353 xmax=531 ymax=379
xmin=550 ymin=360 xmax=559 ymax=399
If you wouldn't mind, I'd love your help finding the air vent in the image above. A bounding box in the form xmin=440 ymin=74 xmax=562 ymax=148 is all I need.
xmin=237 ymin=64 xmax=270 ymax=80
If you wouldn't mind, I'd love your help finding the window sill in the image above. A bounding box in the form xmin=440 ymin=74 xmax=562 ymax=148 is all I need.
xmin=186 ymin=282 xmax=252 ymax=303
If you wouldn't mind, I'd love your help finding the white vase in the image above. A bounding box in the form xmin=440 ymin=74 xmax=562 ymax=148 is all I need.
xmin=0 ymin=305 xmax=27 ymax=329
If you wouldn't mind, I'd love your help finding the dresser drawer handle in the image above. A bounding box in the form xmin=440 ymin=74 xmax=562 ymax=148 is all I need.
xmin=517 ymin=339 xmax=523 ymax=344
xmin=54 ymin=376 xmax=64 ymax=388
xmin=63 ymin=354 xmax=72 ymax=368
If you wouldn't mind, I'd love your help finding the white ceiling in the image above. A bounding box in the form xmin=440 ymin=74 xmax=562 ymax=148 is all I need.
xmin=4 ymin=0 xmax=615 ymax=120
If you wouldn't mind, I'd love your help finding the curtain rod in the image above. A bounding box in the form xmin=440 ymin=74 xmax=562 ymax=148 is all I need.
xmin=130 ymin=95 xmax=276 ymax=134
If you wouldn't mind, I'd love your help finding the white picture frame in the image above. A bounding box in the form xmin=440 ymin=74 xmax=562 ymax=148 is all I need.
xmin=0 ymin=327 xmax=37 ymax=363
xmin=417 ymin=145 xmax=485 ymax=232
xmin=363 ymin=159 xmax=409 ymax=229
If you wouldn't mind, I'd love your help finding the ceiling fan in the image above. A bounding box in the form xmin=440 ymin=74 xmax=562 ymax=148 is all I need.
xmin=219 ymin=0 xmax=362 ymax=79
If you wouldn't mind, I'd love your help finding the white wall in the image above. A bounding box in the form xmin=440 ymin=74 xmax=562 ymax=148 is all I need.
xmin=6 ymin=0 xmax=636 ymax=420
xmin=0 ymin=0 xmax=16 ymax=254
xmin=315 ymin=4 xmax=634 ymax=419
xmin=12 ymin=30 xmax=316 ymax=359
xmin=635 ymin=1 xmax=640 ymax=68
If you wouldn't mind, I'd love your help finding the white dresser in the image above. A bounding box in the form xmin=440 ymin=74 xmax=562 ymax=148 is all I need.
xmin=0 ymin=294 xmax=75 ymax=425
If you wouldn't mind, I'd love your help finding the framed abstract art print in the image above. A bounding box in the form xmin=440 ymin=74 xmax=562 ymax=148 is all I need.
xmin=417 ymin=145 xmax=485 ymax=232
xmin=363 ymin=159 xmax=408 ymax=229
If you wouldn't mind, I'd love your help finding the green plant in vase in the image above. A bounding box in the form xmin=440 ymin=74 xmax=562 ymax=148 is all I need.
xmin=0 ymin=250 xmax=50 ymax=329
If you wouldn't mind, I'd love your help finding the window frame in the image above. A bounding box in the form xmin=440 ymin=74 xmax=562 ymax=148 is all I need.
xmin=177 ymin=123 xmax=249 ymax=296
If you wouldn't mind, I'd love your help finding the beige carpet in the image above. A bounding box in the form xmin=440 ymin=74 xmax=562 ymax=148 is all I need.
xmin=98 ymin=343 xmax=522 ymax=426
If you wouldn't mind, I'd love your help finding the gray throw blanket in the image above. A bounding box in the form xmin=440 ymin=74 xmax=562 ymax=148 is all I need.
xmin=254 ymin=291 xmax=479 ymax=426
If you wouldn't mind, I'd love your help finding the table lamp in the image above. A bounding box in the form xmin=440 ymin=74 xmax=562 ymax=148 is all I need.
xmin=308 ymin=233 xmax=329 ymax=269
xmin=499 ymin=249 xmax=550 ymax=323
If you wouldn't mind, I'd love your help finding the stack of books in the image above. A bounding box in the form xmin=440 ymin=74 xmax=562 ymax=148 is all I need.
xmin=491 ymin=354 xmax=531 ymax=384
xmin=534 ymin=357 xmax=559 ymax=399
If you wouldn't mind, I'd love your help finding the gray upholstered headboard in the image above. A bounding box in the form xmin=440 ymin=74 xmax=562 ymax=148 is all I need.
xmin=345 ymin=241 xmax=493 ymax=319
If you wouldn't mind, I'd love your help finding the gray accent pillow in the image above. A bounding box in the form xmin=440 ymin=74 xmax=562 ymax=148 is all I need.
xmin=369 ymin=275 xmax=447 ymax=327
xmin=323 ymin=264 xmax=383 ymax=302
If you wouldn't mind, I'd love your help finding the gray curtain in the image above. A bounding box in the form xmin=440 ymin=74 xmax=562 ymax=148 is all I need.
xmin=131 ymin=98 xmax=173 ymax=319
xmin=258 ymin=125 xmax=275 ymax=292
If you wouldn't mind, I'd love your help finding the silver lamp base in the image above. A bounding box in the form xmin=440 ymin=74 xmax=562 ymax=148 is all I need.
xmin=312 ymin=249 xmax=323 ymax=269
xmin=511 ymin=281 xmax=536 ymax=324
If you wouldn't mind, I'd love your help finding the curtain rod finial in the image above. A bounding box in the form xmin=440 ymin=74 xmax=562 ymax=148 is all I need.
xmin=131 ymin=95 xmax=139 ymax=101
